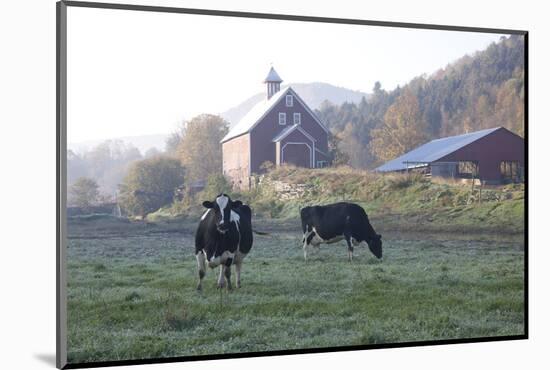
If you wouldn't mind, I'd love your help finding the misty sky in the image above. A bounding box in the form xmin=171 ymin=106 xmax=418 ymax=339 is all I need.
xmin=67 ymin=6 xmax=507 ymax=144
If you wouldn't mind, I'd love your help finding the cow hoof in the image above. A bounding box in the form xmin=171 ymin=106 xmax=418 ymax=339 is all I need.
xmin=236 ymin=281 xmax=241 ymax=289
xmin=217 ymin=282 xmax=226 ymax=289
xmin=196 ymin=285 xmax=202 ymax=292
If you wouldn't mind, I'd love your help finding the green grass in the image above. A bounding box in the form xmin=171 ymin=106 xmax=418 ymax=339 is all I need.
xmin=149 ymin=166 xmax=524 ymax=235
xmin=66 ymin=219 xmax=525 ymax=364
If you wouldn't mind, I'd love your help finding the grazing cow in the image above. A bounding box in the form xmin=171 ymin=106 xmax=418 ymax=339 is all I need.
xmin=195 ymin=194 xmax=253 ymax=291
xmin=300 ymin=202 xmax=382 ymax=262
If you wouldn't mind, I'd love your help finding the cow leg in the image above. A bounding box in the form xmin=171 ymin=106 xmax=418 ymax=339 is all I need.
xmin=235 ymin=261 xmax=242 ymax=288
xmin=303 ymin=231 xmax=316 ymax=262
xmin=303 ymin=237 xmax=308 ymax=262
xmin=344 ymin=232 xmax=354 ymax=263
xmin=195 ymin=251 xmax=206 ymax=291
xmin=217 ymin=265 xmax=226 ymax=289
xmin=235 ymin=252 xmax=244 ymax=288
xmin=224 ymin=258 xmax=233 ymax=291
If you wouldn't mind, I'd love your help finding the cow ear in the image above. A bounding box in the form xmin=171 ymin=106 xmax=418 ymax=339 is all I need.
xmin=377 ymin=234 xmax=382 ymax=239
xmin=232 ymin=200 xmax=243 ymax=208
xmin=202 ymin=201 xmax=214 ymax=209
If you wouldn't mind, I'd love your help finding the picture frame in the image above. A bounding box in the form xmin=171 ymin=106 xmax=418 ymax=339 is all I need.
xmin=57 ymin=1 xmax=528 ymax=368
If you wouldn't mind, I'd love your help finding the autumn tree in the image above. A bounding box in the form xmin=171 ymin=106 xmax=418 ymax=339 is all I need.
xmin=165 ymin=120 xmax=186 ymax=155
xmin=370 ymin=89 xmax=429 ymax=162
xmin=176 ymin=114 xmax=229 ymax=183
xmin=315 ymin=35 xmax=524 ymax=167
xmin=119 ymin=157 xmax=184 ymax=217
xmin=69 ymin=177 xmax=100 ymax=208
xmin=327 ymin=132 xmax=350 ymax=166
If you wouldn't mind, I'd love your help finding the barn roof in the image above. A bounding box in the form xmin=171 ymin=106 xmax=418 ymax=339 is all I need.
xmin=375 ymin=127 xmax=502 ymax=172
xmin=221 ymin=86 xmax=328 ymax=143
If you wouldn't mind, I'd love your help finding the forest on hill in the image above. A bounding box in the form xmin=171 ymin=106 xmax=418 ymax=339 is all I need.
xmin=316 ymin=35 xmax=525 ymax=168
xmin=67 ymin=35 xmax=525 ymax=215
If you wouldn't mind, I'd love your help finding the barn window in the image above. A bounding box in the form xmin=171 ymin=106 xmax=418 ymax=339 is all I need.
xmin=500 ymin=161 xmax=520 ymax=182
xmin=286 ymin=95 xmax=293 ymax=107
xmin=293 ymin=112 xmax=301 ymax=125
xmin=458 ymin=161 xmax=479 ymax=178
xmin=278 ymin=112 xmax=286 ymax=125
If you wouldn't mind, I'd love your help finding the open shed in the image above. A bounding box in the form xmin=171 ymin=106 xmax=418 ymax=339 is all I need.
xmin=375 ymin=127 xmax=524 ymax=184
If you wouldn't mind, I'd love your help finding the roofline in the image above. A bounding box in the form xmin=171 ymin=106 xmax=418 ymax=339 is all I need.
xmin=287 ymin=87 xmax=329 ymax=133
xmin=221 ymin=86 xmax=292 ymax=143
xmin=221 ymin=85 xmax=330 ymax=143
xmin=375 ymin=126 xmax=512 ymax=172
xmin=435 ymin=126 xmax=524 ymax=162
xmin=220 ymin=131 xmax=248 ymax=144
xmin=272 ymin=124 xmax=317 ymax=143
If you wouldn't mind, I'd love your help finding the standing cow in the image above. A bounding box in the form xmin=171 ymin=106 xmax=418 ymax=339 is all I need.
xmin=300 ymin=202 xmax=382 ymax=262
xmin=195 ymin=194 xmax=253 ymax=291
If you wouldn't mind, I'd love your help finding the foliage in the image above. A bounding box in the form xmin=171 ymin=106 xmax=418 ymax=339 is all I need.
xmin=259 ymin=161 xmax=275 ymax=172
xmin=176 ymin=114 xmax=229 ymax=183
xmin=328 ymin=132 xmax=350 ymax=166
xmin=315 ymin=35 xmax=525 ymax=168
xmin=370 ymin=89 xmax=429 ymax=161
xmin=164 ymin=120 xmax=186 ymax=155
xmin=199 ymin=173 xmax=234 ymax=201
xmin=69 ymin=177 xmax=100 ymax=208
xmin=67 ymin=140 xmax=143 ymax=196
xmin=119 ymin=156 xmax=185 ymax=217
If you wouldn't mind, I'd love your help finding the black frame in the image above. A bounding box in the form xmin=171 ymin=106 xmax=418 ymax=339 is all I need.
xmin=56 ymin=1 xmax=529 ymax=368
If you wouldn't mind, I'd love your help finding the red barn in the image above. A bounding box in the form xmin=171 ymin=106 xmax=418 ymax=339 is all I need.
xmin=375 ymin=127 xmax=525 ymax=184
xmin=221 ymin=67 xmax=330 ymax=189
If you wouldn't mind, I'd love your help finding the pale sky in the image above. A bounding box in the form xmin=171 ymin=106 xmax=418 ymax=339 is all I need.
xmin=67 ymin=6 xmax=507 ymax=143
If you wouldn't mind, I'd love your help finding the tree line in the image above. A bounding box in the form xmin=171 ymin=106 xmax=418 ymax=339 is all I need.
xmin=316 ymin=35 xmax=525 ymax=168
xmin=68 ymin=114 xmax=229 ymax=216
xmin=69 ymin=35 xmax=524 ymax=216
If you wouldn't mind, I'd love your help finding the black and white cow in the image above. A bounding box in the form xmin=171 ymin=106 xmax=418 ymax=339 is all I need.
xmin=300 ymin=202 xmax=382 ymax=262
xmin=195 ymin=194 xmax=253 ymax=291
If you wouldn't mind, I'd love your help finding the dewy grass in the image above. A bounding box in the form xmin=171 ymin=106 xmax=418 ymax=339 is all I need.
xmin=153 ymin=166 xmax=524 ymax=234
xmin=66 ymin=218 xmax=525 ymax=364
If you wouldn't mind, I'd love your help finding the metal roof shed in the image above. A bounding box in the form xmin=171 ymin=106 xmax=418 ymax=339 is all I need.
xmin=375 ymin=127 xmax=524 ymax=184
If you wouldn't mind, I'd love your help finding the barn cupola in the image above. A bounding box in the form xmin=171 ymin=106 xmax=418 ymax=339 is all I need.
xmin=264 ymin=66 xmax=283 ymax=100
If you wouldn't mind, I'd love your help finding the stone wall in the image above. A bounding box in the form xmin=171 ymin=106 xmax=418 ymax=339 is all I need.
xmin=253 ymin=175 xmax=313 ymax=200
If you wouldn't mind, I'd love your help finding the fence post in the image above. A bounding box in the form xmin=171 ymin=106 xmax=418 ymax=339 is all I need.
xmin=478 ymin=180 xmax=484 ymax=204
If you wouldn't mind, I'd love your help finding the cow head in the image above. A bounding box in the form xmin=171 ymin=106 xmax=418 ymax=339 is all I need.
xmin=367 ymin=234 xmax=383 ymax=259
xmin=202 ymin=193 xmax=242 ymax=234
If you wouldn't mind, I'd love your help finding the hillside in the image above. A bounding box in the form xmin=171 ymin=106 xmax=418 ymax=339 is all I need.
xmin=221 ymin=82 xmax=369 ymax=126
xmin=144 ymin=166 xmax=524 ymax=238
xmin=316 ymin=35 xmax=525 ymax=168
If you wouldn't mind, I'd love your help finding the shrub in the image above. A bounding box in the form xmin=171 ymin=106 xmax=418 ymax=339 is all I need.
xmin=119 ymin=157 xmax=184 ymax=217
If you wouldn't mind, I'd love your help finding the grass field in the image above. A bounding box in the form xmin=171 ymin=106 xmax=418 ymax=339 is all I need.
xmin=66 ymin=217 xmax=525 ymax=364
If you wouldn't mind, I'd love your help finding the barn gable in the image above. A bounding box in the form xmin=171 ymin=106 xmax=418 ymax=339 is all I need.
xmin=222 ymin=67 xmax=330 ymax=189
xmin=272 ymin=124 xmax=316 ymax=143
xmin=221 ymin=86 xmax=328 ymax=144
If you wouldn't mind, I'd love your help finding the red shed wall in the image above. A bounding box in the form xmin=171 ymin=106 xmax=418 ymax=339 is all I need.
xmin=250 ymin=91 xmax=328 ymax=173
xmin=438 ymin=128 xmax=524 ymax=183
